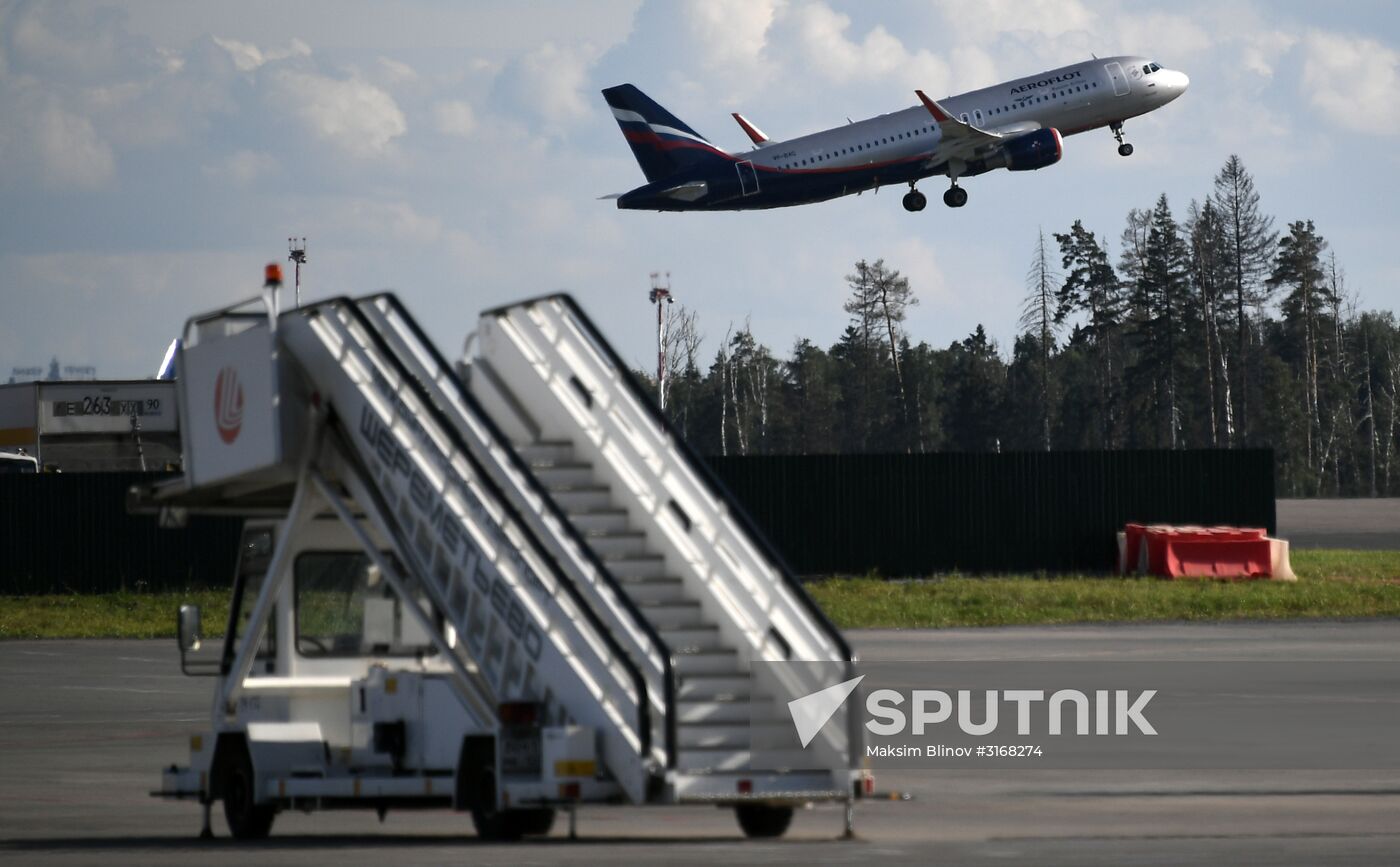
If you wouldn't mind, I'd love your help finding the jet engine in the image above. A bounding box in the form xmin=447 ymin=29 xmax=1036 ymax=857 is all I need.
xmin=1000 ymin=128 xmax=1063 ymax=171
xmin=958 ymin=128 xmax=1064 ymax=178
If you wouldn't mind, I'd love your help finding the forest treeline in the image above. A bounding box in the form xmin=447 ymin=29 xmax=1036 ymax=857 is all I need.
xmin=647 ymin=156 xmax=1400 ymax=497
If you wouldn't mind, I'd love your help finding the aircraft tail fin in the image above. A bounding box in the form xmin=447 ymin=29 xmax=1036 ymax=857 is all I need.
xmin=602 ymin=84 xmax=726 ymax=182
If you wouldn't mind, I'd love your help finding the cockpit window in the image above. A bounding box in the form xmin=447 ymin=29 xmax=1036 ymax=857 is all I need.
xmin=1147 ymin=63 xmax=1161 ymax=73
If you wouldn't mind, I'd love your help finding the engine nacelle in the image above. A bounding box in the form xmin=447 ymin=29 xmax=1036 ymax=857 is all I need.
xmin=1000 ymin=127 xmax=1063 ymax=172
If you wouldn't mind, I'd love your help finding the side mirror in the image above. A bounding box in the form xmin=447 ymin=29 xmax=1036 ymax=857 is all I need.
xmin=178 ymin=604 xmax=203 ymax=653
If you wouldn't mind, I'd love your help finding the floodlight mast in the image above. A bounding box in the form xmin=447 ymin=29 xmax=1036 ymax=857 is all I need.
xmin=288 ymin=237 xmax=307 ymax=308
xmin=649 ymin=272 xmax=673 ymax=410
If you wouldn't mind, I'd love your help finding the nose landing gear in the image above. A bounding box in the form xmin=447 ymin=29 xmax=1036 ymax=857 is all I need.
xmin=902 ymin=187 xmax=927 ymax=212
xmin=1111 ymin=121 xmax=1134 ymax=157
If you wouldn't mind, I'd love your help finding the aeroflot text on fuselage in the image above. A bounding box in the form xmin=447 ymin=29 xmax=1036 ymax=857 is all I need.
xmin=1008 ymin=69 xmax=1084 ymax=94
xmin=602 ymin=55 xmax=1188 ymax=213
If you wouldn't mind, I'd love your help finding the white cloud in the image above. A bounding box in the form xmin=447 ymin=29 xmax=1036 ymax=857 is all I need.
xmin=1111 ymin=12 xmax=1213 ymax=60
xmin=269 ymin=69 xmax=407 ymax=157
xmin=933 ymin=0 xmax=1094 ymax=43
xmin=434 ymin=100 xmax=477 ymax=138
xmin=377 ymin=56 xmax=419 ymax=85
xmin=332 ymin=200 xmax=444 ymax=245
xmin=1240 ymin=30 xmax=1298 ymax=79
xmin=495 ymin=41 xmax=603 ymax=129
xmin=211 ymin=36 xmax=311 ymax=73
xmin=202 ymin=150 xmax=278 ymax=185
xmin=35 ymin=105 xmax=115 ymax=190
xmin=681 ymin=0 xmax=783 ymax=75
xmin=1302 ymin=30 xmax=1400 ymax=135
xmin=774 ymin=3 xmax=951 ymax=90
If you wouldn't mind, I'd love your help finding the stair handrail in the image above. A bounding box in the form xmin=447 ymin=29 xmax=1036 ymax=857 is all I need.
xmin=483 ymin=293 xmax=856 ymax=667
xmin=362 ymin=292 xmax=680 ymax=770
xmin=299 ymin=298 xmax=657 ymax=769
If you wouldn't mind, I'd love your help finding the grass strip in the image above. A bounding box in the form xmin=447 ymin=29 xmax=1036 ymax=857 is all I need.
xmin=2 ymin=550 xmax=1397 ymax=639
xmin=807 ymin=549 xmax=1400 ymax=629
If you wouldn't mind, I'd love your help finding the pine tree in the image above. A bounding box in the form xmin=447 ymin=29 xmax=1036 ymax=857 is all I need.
xmin=1186 ymin=199 xmax=1234 ymax=446
xmin=1054 ymin=220 xmax=1124 ymax=446
xmin=1211 ymin=155 xmax=1277 ymax=444
xmin=845 ymin=259 xmax=919 ymax=451
xmin=1020 ymin=229 xmax=1060 ymax=450
xmin=1269 ymin=219 xmax=1328 ymax=488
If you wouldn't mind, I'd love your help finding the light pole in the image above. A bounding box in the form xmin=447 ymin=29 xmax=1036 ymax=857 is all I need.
xmin=288 ymin=237 xmax=307 ymax=308
xmin=648 ymin=272 xmax=673 ymax=410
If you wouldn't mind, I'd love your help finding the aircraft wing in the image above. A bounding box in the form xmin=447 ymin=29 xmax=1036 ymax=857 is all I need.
xmin=915 ymin=90 xmax=1006 ymax=163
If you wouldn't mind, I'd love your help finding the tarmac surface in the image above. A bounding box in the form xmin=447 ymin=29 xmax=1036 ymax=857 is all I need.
xmin=1276 ymin=497 xmax=1400 ymax=549
xmin=4 ymin=623 xmax=1400 ymax=866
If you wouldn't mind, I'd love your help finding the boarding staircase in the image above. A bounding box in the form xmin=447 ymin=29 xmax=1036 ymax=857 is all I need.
xmin=172 ymin=289 xmax=860 ymax=805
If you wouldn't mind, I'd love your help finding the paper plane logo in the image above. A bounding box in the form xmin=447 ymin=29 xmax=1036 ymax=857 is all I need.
xmin=788 ymin=675 xmax=864 ymax=748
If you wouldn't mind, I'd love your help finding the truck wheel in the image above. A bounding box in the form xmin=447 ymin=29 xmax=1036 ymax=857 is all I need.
xmin=472 ymin=805 xmax=555 ymax=840
xmin=735 ymin=804 xmax=793 ymax=838
xmin=221 ymin=745 xmax=275 ymax=839
xmin=515 ymin=808 xmax=555 ymax=837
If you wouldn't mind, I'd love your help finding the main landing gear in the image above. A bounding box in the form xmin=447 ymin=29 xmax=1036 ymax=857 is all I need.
xmin=1111 ymin=121 xmax=1134 ymax=157
xmin=903 ymin=179 xmax=966 ymax=212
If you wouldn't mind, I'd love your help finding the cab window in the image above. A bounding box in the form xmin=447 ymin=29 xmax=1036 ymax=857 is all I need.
xmin=294 ymin=552 xmax=437 ymax=657
xmin=229 ymin=529 xmax=276 ymax=664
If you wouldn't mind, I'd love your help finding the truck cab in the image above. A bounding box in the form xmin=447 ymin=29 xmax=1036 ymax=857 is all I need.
xmin=165 ymin=517 xmax=588 ymax=839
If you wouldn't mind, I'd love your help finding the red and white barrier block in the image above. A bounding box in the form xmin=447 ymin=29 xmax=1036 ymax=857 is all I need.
xmin=1117 ymin=523 xmax=1296 ymax=581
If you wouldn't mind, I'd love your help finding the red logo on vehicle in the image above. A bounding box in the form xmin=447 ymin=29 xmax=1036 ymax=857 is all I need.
xmin=214 ymin=367 xmax=245 ymax=444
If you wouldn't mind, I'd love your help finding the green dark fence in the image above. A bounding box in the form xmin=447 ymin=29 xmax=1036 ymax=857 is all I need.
xmin=705 ymin=450 xmax=1276 ymax=576
xmin=1 ymin=452 xmax=1274 ymax=593
xmin=0 ymin=473 xmax=243 ymax=595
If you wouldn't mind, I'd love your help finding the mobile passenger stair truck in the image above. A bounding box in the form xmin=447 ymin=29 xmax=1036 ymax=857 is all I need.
xmin=139 ymin=267 xmax=866 ymax=841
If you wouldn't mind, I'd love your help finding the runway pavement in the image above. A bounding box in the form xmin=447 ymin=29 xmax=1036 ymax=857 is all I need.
xmin=3 ymin=625 xmax=1400 ymax=866
xmin=1276 ymin=497 xmax=1400 ymax=550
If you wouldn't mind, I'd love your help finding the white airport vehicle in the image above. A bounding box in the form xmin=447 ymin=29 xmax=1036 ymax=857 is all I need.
xmin=143 ymin=269 xmax=864 ymax=841
xmin=0 ymin=450 xmax=38 ymax=473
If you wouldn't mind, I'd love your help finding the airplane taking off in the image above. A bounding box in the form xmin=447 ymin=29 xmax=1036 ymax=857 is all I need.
xmin=602 ymin=56 xmax=1188 ymax=212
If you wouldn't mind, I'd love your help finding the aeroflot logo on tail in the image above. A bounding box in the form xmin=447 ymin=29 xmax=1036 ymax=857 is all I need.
xmin=213 ymin=367 xmax=245 ymax=444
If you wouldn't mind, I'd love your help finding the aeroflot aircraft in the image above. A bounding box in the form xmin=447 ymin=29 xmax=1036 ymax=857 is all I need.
xmin=603 ymin=56 xmax=1188 ymax=212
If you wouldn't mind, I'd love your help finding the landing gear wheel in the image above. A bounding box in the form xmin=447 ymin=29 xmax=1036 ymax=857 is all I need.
xmin=1110 ymin=121 xmax=1132 ymax=157
xmin=735 ymin=804 xmax=794 ymax=839
xmin=220 ymin=745 xmax=275 ymax=839
xmin=943 ymin=186 xmax=968 ymax=208
xmin=901 ymin=190 xmax=927 ymax=212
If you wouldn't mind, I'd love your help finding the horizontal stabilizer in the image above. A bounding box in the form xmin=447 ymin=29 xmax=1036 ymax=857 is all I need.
xmin=660 ymin=180 xmax=708 ymax=202
xmin=732 ymin=113 xmax=769 ymax=145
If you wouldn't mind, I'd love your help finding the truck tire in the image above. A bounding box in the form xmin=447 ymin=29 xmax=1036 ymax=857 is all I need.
xmin=735 ymin=804 xmax=793 ymax=838
xmin=220 ymin=743 xmax=275 ymax=839
xmin=514 ymin=808 xmax=556 ymax=837
xmin=471 ymin=806 xmax=555 ymax=840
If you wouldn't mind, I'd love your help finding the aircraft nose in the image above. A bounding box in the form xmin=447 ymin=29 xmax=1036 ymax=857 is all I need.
xmin=1165 ymin=69 xmax=1190 ymax=92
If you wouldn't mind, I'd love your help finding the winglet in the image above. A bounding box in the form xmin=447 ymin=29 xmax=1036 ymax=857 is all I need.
xmin=731 ymin=112 xmax=769 ymax=144
xmin=915 ymin=90 xmax=952 ymax=123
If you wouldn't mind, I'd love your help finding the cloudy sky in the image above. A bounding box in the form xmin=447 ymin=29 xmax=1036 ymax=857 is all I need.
xmin=2 ymin=0 xmax=1398 ymax=379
